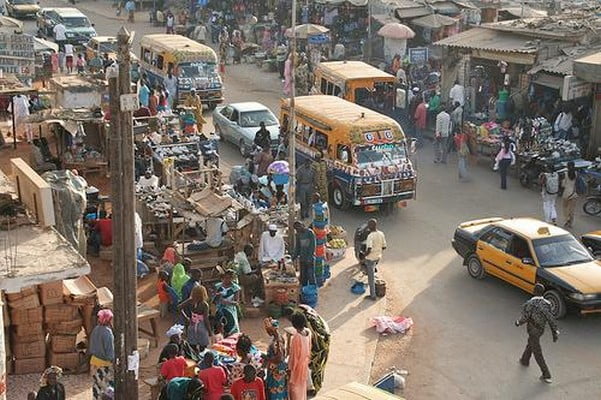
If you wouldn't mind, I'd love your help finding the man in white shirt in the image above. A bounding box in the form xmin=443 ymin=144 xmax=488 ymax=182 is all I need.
xmin=259 ymin=224 xmax=286 ymax=263
xmin=449 ymin=80 xmax=465 ymax=107
xmin=164 ymin=68 xmax=178 ymax=109
xmin=193 ymin=23 xmax=208 ymax=44
xmin=64 ymin=43 xmax=74 ymax=73
xmin=364 ymin=219 xmax=387 ymax=300
xmin=53 ymin=22 xmax=67 ymax=51
xmin=235 ymin=244 xmax=261 ymax=302
xmin=553 ymin=108 xmax=573 ymax=140
xmin=137 ymin=169 xmax=159 ymax=191
xmin=204 ymin=217 xmax=228 ymax=248
xmin=434 ymin=106 xmax=452 ymax=164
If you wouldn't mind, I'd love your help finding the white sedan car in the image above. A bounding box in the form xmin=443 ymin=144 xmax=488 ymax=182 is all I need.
xmin=213 ymin=102 xmax=280 ymax=156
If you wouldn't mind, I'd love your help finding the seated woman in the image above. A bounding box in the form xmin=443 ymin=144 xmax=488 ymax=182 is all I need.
xmin=159 ymin=324 xmax=201 ymax=363
xmin=227 ymin=334 xmax=264 ymax=386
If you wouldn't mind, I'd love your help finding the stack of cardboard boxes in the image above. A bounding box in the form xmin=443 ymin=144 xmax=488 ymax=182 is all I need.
xmin=6 ymin=287 xmax=46 ymax=374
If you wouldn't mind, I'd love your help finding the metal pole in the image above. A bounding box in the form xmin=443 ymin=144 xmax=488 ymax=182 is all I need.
xmin=288 ymin=0 xmax=297 ymax=247
xmin=110 ymin=26 xmax=139 ymax=400
xmin=11 ymin=95 xmax=16 ymax=149
xmin=367 ymin=1 xmax=372 ymax=62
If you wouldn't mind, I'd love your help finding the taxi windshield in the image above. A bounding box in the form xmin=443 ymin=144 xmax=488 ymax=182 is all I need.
xmin=179 ymin=62 xmax=217 ymax=78
xmin=533 ymin=234 xmax=593 ymax=268
xmin=354 ymin=143 xmax=406 ymax=167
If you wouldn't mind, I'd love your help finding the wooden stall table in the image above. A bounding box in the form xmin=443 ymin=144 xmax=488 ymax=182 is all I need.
xmin=63 ymin=160 xmax=108 ymax=177
xmin=137 ymin=304 xmax=160 ymax=348
xmin=262 ymin=267 xmax=300 ymax=305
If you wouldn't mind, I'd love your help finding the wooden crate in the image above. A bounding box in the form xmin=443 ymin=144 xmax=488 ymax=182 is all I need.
xmin=46 ymin=317 xmax=83 ymax=335
xmin=49 ymin=335 xmax=77 ymax=353
xmin=7 ymin=292 xmax=40 ymax=310
xmin=11 ymin=339 xmax=46 ymax=359
xmin=44 ymin=304 xmax=81 ymax=323
xmin=48 ymin=351 xmax=81 ymax=372
xmin=13 ymin=323 xmax=44 ymax=337
xmin=5 ymin=287 xmax=37 ymax=302
xmin=38 ymin=281 xmax=65 ymax=306
xmin=13 ymin=357 xmax=46 ymax=374
xmin=10 ymin=307 xmax=44 ymax=325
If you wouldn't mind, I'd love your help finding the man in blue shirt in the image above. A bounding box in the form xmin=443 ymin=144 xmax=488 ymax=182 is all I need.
xmin=138 ymin=81 xmax=150 ymax=108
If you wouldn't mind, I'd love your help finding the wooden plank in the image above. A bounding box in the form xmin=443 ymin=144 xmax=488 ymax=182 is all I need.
xmin=10 ymin=158 xmax=55 ymax=226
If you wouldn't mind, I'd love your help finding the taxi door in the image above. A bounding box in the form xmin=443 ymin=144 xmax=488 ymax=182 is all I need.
xmin=504 ymin=234 xmax=537 ymax=293
xmin=476 ymin=227 xmax=514 ymax=282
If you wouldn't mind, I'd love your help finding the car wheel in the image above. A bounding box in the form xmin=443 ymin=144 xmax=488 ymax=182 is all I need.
xmin=239 ymin=139 xmax=247 ymax=157
xmin=583 ymin=198 xmax=601 ymax=216
xmin=207 ymin=102 xmax=217 ymax=111
xmin=543 ymin=289 xmax=566 ymax=319
xmin=331 ymin=184 xmax=350 ymax=210
xmin=466 ymin=254 xmax=485 ymax=280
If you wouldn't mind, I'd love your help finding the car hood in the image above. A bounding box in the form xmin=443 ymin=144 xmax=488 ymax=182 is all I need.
xmin=67 ymin=27 xmax=96 ymax=35
xmin=547 ymin=261 xmax=601 ymax=293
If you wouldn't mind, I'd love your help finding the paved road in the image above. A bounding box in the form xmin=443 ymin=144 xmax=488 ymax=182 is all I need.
xmin=23 ymin=4 xmax=601 ymax=399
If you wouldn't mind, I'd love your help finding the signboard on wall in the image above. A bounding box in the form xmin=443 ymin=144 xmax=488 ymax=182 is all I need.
xmin=408 ymin=47 xmax=428 ymax=65
xmin=0 ymin=33 xmax=34 ymax=80
xmin=562 ymin=75 xmax=592 ymax=101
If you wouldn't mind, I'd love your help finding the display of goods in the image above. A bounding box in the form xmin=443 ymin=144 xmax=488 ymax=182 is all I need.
xmin=327 ymin=238 xmax=347 ymax=249
xmin=13 ymin=323 xmax=44 ymax=337
xmin=274 ymin=289 xmax=288 ymax=305
xmin=49 ymin=351 xmax=81 ymax=372
xmin=38 ymin=281 xmax=65 ymax=306
xmin=327 ymin=247 xmax=346 ymax=261
xmin=330 ymin=225 xmax=347 ymax=239
xmin=44 ymin=304 xmax=81 ymax=323
xmin=5 ymin=287 xmax=37 ymax=302
xmin=10 ymin=306 xmax=44 ymax=325
xmin=50 ymin=335 xmax=77 ymax=353
xmin=13 ymin=357 xmax=46 ymax=374
xmin=46 ymin=317 xmax=84 ymax=335
xmin=313 ymin=227 xmax=327 ymax=240
xmin=7 ymin=292 xmax=40 ymax=310
xmin=12 ymin=339 xmax=46 ymax=359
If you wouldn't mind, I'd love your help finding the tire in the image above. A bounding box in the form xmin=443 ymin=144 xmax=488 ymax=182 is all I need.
xmin=331 ymin=184 xmax=350 ymax=210
xmin=583 ymin=198 xmax=601 ymax=216
xmin=466 ymin=254 xmax=485 ymax=280
xmin=543 ymin=289 xmax=566 ymax=319
xmin=207 ymin=102 xmax=217 ymax=110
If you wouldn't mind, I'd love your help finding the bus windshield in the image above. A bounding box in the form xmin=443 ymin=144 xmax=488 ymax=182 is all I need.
xmin=179 ymin=62 xmax=218 ymax=78
xmin=355 ymin=143 xmax=406 ymax=167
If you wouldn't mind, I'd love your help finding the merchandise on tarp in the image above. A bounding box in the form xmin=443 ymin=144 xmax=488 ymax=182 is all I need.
xmin=42 ymin=170 xmax=87 ymax=255
xmin=371 ymin=316 xmax=413 ymax=335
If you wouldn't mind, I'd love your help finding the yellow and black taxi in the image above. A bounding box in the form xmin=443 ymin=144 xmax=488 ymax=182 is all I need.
xmin=452 ymin=217 xmax=601 ymax=318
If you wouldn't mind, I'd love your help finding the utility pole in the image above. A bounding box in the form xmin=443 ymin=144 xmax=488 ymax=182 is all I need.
xmin=109 ymin=26 xmax=139 ymax=399
xmin=367 ymin=1 xmax=372 ymax=62
xmin=288 ymin=0 xmax=297 ymax=247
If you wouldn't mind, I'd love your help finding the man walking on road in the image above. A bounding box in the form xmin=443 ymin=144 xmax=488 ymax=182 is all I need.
xmin=364 ymin=219 xmax=386 ymax=300
xmin=515 ymin=283 xmax=559 ymax=384
xmin=434 ymin=105 xmax=451 ymax=164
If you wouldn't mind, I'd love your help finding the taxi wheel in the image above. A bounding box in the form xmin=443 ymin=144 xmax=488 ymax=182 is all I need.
xmin=544 ymin=290 xmax=566 ymax=319
xmin=466 ymin=254 xmax=485 ymax=280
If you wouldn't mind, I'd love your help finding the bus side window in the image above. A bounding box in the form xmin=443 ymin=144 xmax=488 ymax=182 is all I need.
xmin=142 ymin=49 xmax=152 ymax=64
xmin=338 ymin=144 xmax=350 ymax=163
xmin=326 ymin=82 xmax=334 ymax=95
xmin=315 ymin=131 xmax=328 ymax=151
xmin=168 ymin=62 xmax=175 ymax=74
xmin=156 ymin=55 xmax=164 ymax=70
xmin=320 ymin=78 xmax=328 ymax=94
xmin=333 ymin=85 xmax=342 ymax=97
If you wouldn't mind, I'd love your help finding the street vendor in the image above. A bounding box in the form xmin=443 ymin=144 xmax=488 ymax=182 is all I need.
xmin=234 ymin=244 xmax=262 ymax=303
xmin=159 ymin=324 xmax=200 ymax=363
xmin=137 ymin=169 xmax=159 ymax=191
xmin=259 ymin=224 xmax=286 ymax=263
xmin=184 ymin=89 xmax=207 ymax=132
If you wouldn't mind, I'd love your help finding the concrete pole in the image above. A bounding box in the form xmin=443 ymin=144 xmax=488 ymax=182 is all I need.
xmin=110 ymin=26 xmax=139 ymax=399
xmin=288 ymin=0 xmax=297 ymax=248
xmin=0 ymin=299 xmax=6 ymax=400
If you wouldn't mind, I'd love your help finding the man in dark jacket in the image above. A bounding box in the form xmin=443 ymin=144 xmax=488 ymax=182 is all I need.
xmin=515 ymin=283 xmax=559 ymax=383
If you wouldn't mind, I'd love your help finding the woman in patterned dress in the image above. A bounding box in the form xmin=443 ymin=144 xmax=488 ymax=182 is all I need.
xmin=264 ymin=318 xmax=288 ymax=400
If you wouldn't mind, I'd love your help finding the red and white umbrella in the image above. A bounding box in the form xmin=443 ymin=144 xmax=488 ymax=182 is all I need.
xmin=377 ymin=22 xmax=415 ymax=39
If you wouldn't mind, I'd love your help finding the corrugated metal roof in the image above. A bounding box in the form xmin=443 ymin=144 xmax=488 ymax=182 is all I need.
xmin=411 ymin=13 xmax=458 ymax=28
xmin=529 ymin=46 xmax=601 ymax=75
xmin=431 ymin=1 xmax=460 ymax=14
xmin=434 ymin=27 xmax=538 ymax=53
xmin=393 ymin=0 xmax=432 ymax=18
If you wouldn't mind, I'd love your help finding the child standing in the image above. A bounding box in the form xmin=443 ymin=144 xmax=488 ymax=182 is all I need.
xmin=160 ymin=344 xmax=187 ymax=382
xmin=76 ymin=54 xmax=86 ymax=74
xmin=157 ymin=271 xmax=171 ymax=318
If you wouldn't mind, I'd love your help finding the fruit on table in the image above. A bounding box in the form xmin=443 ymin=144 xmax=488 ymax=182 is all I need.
xmin=328 ymin=239 xmax=347 ymax=249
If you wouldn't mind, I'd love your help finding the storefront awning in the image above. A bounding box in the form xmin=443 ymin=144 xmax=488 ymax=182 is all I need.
xmin=411 ymin=13 xmax=458 ymax=29
xmin=434 ymin=27 xmax=538 ymax=53
xmin=532 ymin=73 xmax=564 ymax=90
xmin=529 ymin=46 xmax=601 ymax=76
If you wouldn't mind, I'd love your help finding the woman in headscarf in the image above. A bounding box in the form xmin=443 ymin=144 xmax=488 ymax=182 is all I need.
xmin=171 ymin=263 xmax=190 ymax=301
xmin=213 ymin=269 xmax=241 ymax=336
xmin=32 ymin=366 xmax=65 ymax=400
xmin=89 ymin=309 xmax=115 ymax=400
xmin=264 ymin=318 xmax=288 ymax=400
xmin=159 ymin=324 xmax=200 ymax=363
xmin=179 ymin=285 xmax=212 ymax=352
xmin=283 ymin=304 xmax=330 ymax=393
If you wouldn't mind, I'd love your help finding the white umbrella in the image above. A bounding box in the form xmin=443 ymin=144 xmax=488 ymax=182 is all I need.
xmin=377 ymin=22 xmax=415 ymax=40
xmin=286 ymin=24 xmax=330 ymax=39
